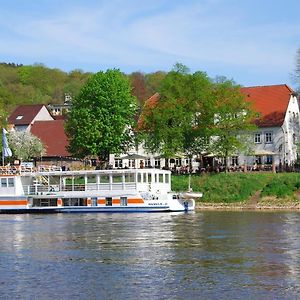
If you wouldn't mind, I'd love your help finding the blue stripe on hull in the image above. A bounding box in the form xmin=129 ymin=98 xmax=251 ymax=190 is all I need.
xmin=57 ymin=206 xmax=171 ymax=213
xmin=0 ymin=206 xmax=181 ymax=213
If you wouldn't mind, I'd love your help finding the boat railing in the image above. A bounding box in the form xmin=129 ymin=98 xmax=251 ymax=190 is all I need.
xmin=37 ymin=165 xmax=62 ymax=172
xmin=24 ymin=182 xmax=137 ymax=195
xmin=0 ymin=165 xmax=34 ymax=175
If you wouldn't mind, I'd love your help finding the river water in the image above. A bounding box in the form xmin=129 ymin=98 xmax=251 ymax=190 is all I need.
xmin=0 ymin=211 xmax=300 ymax=299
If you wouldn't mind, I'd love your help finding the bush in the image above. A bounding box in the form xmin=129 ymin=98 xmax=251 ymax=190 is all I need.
xmin=261 ymin=174 xmax=300 ymax=198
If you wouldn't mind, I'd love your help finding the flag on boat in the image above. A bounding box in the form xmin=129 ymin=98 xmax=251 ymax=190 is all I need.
xmin=2 ymin=128 xmax=12 ymax=157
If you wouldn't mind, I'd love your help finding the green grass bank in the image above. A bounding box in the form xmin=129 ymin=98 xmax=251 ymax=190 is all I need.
xmin=171 ymin=172 xmax=300 ymax=209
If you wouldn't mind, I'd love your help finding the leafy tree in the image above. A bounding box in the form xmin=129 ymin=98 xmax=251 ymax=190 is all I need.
xmin=128 ymin=72 xmax=148 ymax=105
xmin=145 ymin=71 xmax=166 ymax=97
xmin=140 ymin=64 xmax=256 ymax=170
xmin=8 ymin=131 xmax=45 ymax=161
xmin=207 ymin=78 xmax=256 ymax=170
xmin=140 ymin=65 xmax=212 ymax=164
xmin=65 ymin=69 xmax=137 ymax=165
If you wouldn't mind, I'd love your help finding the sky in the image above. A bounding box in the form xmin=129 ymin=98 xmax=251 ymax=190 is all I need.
xmin=1 ymin=0 xmax=300 ymax=88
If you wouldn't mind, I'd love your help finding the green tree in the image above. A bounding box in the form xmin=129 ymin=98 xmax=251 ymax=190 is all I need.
xmin=140 ymin=65 xmax=212 ymax=161
xmin=8 ymin=131 xmax=45 ymax=161
xmin=204 ymin=78 xmax=256 ymax=170
xmin=140 ymin=64 xmax=256 ymax=170
xmin=145 ymin=71 xmax=166 ymax=98
xmin=65 ymin=69 xmax=137 ymax=165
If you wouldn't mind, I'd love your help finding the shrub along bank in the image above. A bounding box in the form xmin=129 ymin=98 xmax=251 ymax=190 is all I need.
xmin=171 ymin=173 xmax=300 ymax=204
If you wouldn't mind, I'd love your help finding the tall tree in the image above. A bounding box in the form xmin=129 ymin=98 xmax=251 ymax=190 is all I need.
xmin=139 ymin=64 xmax=256 ymax=169
xmin=129 ymin=72 xmax=147 ymax=105
xmin=145 ymin=71 xmax=166 ymax=97
xmin=140 ymin=65 xmax=212 ymax=159
xmin=207 ymin=78 xmax=256 ymax=169
xmin=65 ymin=69 xmax=137 ymax=165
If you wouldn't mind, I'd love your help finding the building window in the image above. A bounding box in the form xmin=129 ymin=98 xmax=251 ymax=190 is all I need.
xmin=254 ymin=133 xmax=261 ymax=143
xmin=128 ymin=159 xmax=135 ymax=168
xmin=175 ymin=158 xmax=182 ymax=166
xmin=114 ymin=159 xmax=123 ymax=168
xmin=154 ymin=159 xmax=161 ymax=168
xmin=231 ymin=156 xmax=238 ymax=166
xmin=266 ymin=155 xmax=273 ymax=165
xmin=265 ymin=132 xmax=273 ymax=143
xmin=144 ymin=158 xmax=151 ymax=167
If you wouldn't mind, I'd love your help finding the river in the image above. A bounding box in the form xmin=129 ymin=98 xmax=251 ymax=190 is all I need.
xmin=0 ymin=211 xmax=300 ymax=299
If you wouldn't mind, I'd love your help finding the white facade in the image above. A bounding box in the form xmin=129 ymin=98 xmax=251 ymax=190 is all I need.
xmin=110 ymin=89 xmax=300 ymax=172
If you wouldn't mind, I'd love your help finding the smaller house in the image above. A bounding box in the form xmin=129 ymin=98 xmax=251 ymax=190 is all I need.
xmin=7 ymin=104 xmax=82 ymax=169
xmin=8 ymin=104 xmax=54 ymax=132
xmin=47 ymin=93 xmax=72 ymax=116
xmin=30 ymin=119 xmax=81 ymax=168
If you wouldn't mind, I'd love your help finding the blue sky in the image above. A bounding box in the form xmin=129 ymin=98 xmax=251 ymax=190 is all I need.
xmin=1 ymin=0 xmax=300 ymax=88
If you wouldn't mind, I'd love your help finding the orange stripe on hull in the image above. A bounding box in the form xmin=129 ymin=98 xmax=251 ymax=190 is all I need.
xmin=128 ymin=198 xmax=144 ymax=204
xmin=97 ymin=198 xmax=144 ymax=205
xmin=0 ymin=200 xmax=28 ymax=206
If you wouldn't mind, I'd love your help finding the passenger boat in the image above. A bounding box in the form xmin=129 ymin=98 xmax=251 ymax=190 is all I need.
xmin=0 ymin=166 xmax=197 ymax=213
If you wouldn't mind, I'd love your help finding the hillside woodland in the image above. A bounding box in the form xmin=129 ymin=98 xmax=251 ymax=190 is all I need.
xmin=0 ymin=62 xmax=166 ymax=125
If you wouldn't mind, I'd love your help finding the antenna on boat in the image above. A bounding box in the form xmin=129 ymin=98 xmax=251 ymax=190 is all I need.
xmin=188 ymin=174 xmax=192 ymax=192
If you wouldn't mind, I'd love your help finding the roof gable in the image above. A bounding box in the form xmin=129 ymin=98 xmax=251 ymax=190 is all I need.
xmin=30 ymin=120 xmax=70 ymax=157
xmin=240 ymin=84 xmax=293 ymax=127
xmin=8 ymin=104 xmax=53 ymax=126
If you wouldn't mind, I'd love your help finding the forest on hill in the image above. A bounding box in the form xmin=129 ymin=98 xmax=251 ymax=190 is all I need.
xmin=0 ymin=62 xmax=166 ymax=125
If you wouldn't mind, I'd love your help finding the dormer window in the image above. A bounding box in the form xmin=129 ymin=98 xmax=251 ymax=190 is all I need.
xmin=16 ymin=115 xmax=23 ymax=120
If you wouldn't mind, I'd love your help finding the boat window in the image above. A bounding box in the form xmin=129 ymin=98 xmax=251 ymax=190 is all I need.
xmin=143 ymin=173 xmax=147 ymax=183
xmin=63 ymin=198 xmax=85 ymax=206
xmin=87 ymin=175 xmax=96 ymax=183
xmin=125 ymin=173 xmax=135 ymax=183
xmin=137 ymin=173 xmax=142 ymax=183
xmin=91 ymin=197 xmax=97 ymax=206
xmin=165 ymin=174 xmax=169 ymax=184
xmin=159 ymin=174 xmax=164 ymax=183
xmin=106 ymin=197 xmax=112 ymax=206
xmin=120 ymin=197 xmax=127 ymax=206
xmin=155 ymin=174 xmax=158 ymax=183
xmin=100 ymin=175 xmax=110 ymax=183
xmin=49 ymin=176 xmax=60 ymax=185
xmin=8 ymin=178 xmax=14 ymax=187
xmin=147 ymin=173 xmax=152 ymax=183
xmin=1 ymin=178 xmax=7 ymax=188
xmin=112 ymin=174 xmax=122 ymax=183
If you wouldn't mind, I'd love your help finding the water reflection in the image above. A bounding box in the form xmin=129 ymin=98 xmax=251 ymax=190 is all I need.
xmin=0 ymin=211 xmax=300 ymax=299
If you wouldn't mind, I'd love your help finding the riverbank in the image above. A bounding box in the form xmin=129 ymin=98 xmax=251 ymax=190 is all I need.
xmin=195 ymin=198 xmax=300 ymax=211
xmin=172 ymin=172 xmax=300 ymax=210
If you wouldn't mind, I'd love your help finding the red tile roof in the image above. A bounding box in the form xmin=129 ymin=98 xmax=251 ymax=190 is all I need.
xmin=241 ymin=84 xmax=294 ymax=127
xmin=137 ymin=93 xmax=160 ymax=129
xmin=30 ymin=120 xmax=70 ymax=157
xmin=8 ymin=104 xmax=46 ymax=125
